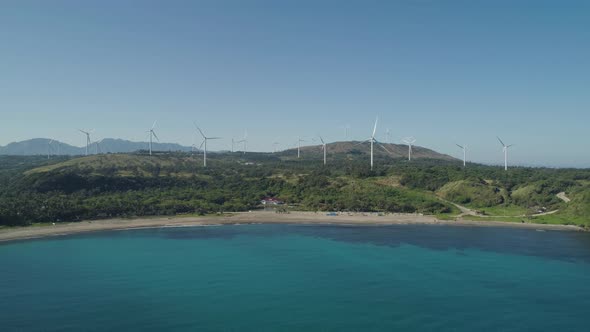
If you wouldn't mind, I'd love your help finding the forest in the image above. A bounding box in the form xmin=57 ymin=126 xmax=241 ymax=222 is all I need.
xmin=0 ymin=152 xmax=589 ymax=228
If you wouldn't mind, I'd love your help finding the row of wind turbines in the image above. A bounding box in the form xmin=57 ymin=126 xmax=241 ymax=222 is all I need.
xmin=71 ymin=118 xmax=514 ymax=171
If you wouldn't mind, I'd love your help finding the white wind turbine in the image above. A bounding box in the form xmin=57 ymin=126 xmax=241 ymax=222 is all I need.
xmin=343 ymin=125 xmax=351 ymax=140
xmin=195 ymin=123 xmax=221 ymax=167
xmin=78 ymin=129 xmax=93 ymax=156
xmin=241 ymin=130 xmax=248 ymax=155
xmin=385 ymin=128 xmax=391 ymax=144
xmin=319 ymin=136 xmax=327 ymax=165
xmin=47 ymin=139 xmax=54 ymax=159
xmin=358 ymin=117 xmax=392 ymax=170
xmin=93 ymin=138 xmax=105 ymax=154
xmin=147 ymin=121 xmax=159 ymax=156
xmin=497 ymin=137 xmax=514 ymax=171
xmin=403 ymin=137 xmax=416 ymax=161
xmin=273 ymin=141 xmax=280 ymax=153
xmin=456 ymin=144 xmax=467 ymax=167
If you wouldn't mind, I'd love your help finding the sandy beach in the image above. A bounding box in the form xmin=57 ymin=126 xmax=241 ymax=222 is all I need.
xmin=0 ymin=211 xmax=584 ymax=243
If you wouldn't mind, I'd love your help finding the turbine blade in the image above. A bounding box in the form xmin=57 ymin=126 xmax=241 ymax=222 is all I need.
xmin=372 ymin=117 xmax=378 ymax=137
xmin=152 ymin=120 xmax=157 ymax=129
xmin=152 ymin=131 xmax=160 ymax=142
xmin=377 ymin=142 xmax=393 ymax=154
xmin=456 ymin=144 xmax=464 ymax=149
xmin=209 ymin=137 xmax=222 ymax=140
xmin=319 ymin=136 xmax=325 ymax=144
xmin=199 ymin=141 xmax=205 ymax=149
xmin=354 ymin=139 xmax=370 ymax=147
xmin=194 ymin=123 xmax=206 ymax=138
xmin=497 ymin=136 xmax=506 ymax=147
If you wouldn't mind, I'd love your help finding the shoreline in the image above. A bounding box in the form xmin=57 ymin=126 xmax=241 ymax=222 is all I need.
xmin=0 ymin=211 xmax=584 ymax=243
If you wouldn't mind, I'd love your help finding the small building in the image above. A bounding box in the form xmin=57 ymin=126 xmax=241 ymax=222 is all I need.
xmin=261 ymin=197 xmax=284 ymax=206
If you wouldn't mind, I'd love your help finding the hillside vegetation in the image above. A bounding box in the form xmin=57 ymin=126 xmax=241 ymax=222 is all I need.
xmin=0 ymin=150 xmax=589 ymax=228
xmin=437 ymin=180 xmax=505 ymax=207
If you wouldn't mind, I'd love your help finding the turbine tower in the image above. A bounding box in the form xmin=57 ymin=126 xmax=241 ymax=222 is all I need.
xmin=78 ymin=129 xmax=93 ymax=156
xmin=195 ymin=123 xmax=221 ymax=167
xmin=385 ymin=128 xmax=391 ymax=144
xmin=403 ymin=137 xmax=416 ymax=161
xmin=497 ymin=137 xmax=514 ymax=171
xmin=147 ymin=121 xmax=159 ymax=156
xmin=93 ymin=139 xmax=104 ymax=154
xmin=358 ymin=117 xmax=391 ymax=170
xmin=273 ymin=141 xmax=280 ymax=153
xmin=456 ymin=144 xmax=467 ymax=167
xmin=47 ymin=139 xmax=54 ymax=159
xmin=370 ymin=118 xmax=377 ymax=169
xmin=241 ymin=130 xmax=248 ymax=155
xmin=319 ymin=136 xmax=327 ymax=165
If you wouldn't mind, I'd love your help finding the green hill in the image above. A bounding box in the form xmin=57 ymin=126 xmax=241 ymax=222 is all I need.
xmin=437 ymin=180 xmax=505 ymax=207
xmin=279 ymin=141 xmax=457 ymax=161
xmin=1 ymin=152 xmax=589 ymax=228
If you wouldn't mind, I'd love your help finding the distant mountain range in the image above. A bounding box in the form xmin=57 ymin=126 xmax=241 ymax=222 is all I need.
xmin=0 ymin=138 xmax=192 ymax=156
xmin=0 ymin=138 xmax=455 ymax=161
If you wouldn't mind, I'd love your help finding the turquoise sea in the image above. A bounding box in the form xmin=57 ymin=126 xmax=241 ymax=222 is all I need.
xmin=1 ymin=224 xmax=590 ymax=331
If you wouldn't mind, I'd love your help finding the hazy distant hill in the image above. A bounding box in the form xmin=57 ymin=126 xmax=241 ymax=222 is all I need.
xmin=1 ymin=139 xmax=456 ymax=161
xmin=0 ymin=138 xmax=192 ymax=156
xmin=95 ymin=139 xmax=192 ymax=154
xmin=279 ymin=141 xmax=457 ymax=161
xmin=0 ymin=138 xmax=81 ymax=156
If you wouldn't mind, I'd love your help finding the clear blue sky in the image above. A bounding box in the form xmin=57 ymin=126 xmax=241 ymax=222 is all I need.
xmin=1 ymin=0 xmax=589 ymax=167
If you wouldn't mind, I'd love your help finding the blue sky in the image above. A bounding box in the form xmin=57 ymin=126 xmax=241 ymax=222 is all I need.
xmin=1 ymin=0 xmax=589 ymax=167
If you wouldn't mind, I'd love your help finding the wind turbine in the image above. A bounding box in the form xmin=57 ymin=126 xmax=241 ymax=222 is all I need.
xmin=296 ymin=137 xmax=306 ymax=158
xmin=358 ymin=117 xmax=391 ymax=170
xmin=385 ymin=128 xmax=391 ymax=144
xmin=47 ymin=139 xmax=54 ymax=159
xmin=241 ymin=130 xmax=248 ymax=155
xmin=147 ymin=121 xmax=159 ymax=156
xmin=273 ymin=141 xmax=280 ymax=153
xmin=231 ymin=138 xmax=236 ymax=153
xmin=319 ymin=136 xmax=327 ymax=165
xmin=93 ymin=139 xmax=104 ymax=154
xmin=456 ymin=144 xmax=467 ymax=167
xmin=78 ymin=129 xmax=93 ymax=156
xmin=497 ymin=137 xmax=514 ymax=171
xmin=403 ymin=137 xmax=416 ymax=161
xmin=195 ymin=123 xmax=221 ymax=167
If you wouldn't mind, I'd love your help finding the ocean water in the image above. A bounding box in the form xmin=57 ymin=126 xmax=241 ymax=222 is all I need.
xmin=1 ymin=224 xmax=590 ymax=331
